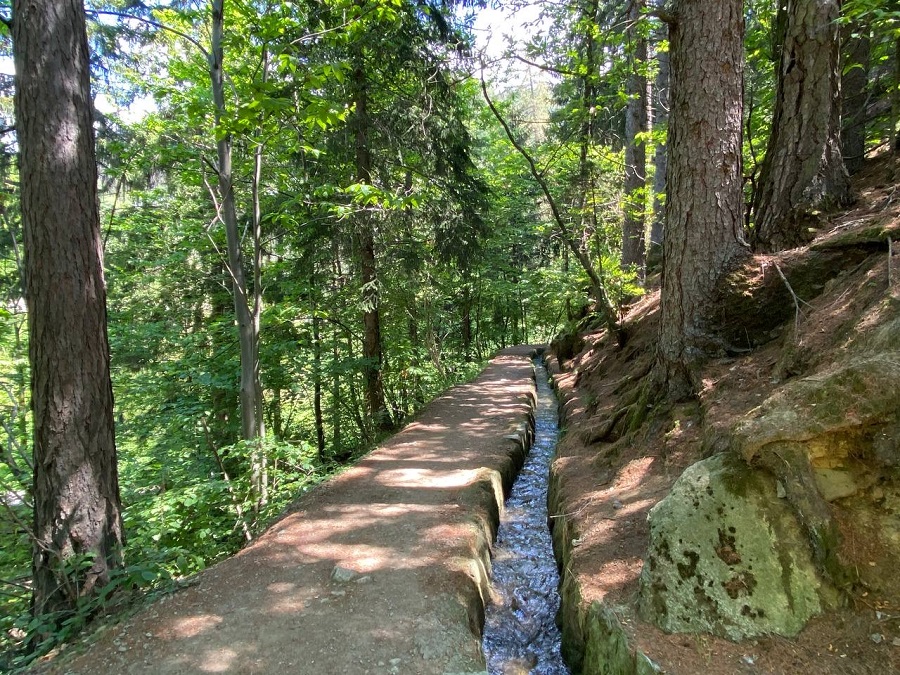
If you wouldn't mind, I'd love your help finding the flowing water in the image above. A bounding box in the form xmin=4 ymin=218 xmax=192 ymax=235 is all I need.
xmin=482 ymin=357 xmax=570 ymax=674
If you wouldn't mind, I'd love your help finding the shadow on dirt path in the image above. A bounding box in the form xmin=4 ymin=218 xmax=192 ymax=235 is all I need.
xmin=34 ymin=347 xmax=542 ymax=675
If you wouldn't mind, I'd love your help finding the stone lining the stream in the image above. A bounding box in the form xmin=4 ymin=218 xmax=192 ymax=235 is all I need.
xmin=441 ymin=348 xmax=541 ymax=669
xmin=546 ymin=355 xmax=661 ymax=675
xmin=545 ymin=327 xmax=900 ymax=671
xmin=482 ymin=357 xmax=570 ymax=674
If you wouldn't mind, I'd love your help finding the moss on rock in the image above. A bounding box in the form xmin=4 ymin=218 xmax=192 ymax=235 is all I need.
xmin=638 ymin=453 xmax=831 ymax=641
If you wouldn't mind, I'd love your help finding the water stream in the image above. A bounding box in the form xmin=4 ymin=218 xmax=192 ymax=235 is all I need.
xmin=483 ymin=357 xmax=570 ymax=674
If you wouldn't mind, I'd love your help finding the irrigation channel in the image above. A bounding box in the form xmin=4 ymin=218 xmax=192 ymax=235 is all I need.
xmin=483 ymin=357 xmax=570 ymax=674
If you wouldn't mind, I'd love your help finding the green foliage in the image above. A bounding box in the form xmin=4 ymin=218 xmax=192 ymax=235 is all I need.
xmin=2 ymin=555 xmax=174 ymax=671
xmin=744 ymin=0 xmax=779 ymax=207
xmin=0 ymin=0 xmax=705 ymax=665
xmin=843 ymin=0 xmax=900 ymax=149
xmin=844 ymin=0 xmax=900 ymax=31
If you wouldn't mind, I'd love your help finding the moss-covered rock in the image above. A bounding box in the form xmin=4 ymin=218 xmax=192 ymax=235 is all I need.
xmin=732 ymin=355 xmax=900 ymax=467
xmin=581 ymin=603 xmax=661 ymax=675
xmin=726 ymin=353 xmax=900 ymax=584
xmin=638 ymin=453 xmax=831 ymax=641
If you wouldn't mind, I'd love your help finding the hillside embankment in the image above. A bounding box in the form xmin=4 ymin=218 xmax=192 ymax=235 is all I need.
xmin=546 ymin=154 xmax=900 ymax=675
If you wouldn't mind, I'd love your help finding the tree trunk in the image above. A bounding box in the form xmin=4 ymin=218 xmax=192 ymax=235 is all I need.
xmin=653 ymin=0 xmax=748 ymax=401
xmin=893 ymin=36 xmax=900 ymax=154
xmin=249 ymin=48 xmax=268 ymax=507
xmin=649 ymin=33 xmax=670 ymax=255
xmin=331 ymin=240 xmax=343 ymax=457
xmin=621 ymin=0 xmax=649 ymax=274
xmin=270 ymin=386 xmax=283 ymax=439
xmin=346 ymin=333 xmax=367 ymax=442
xmin=13 ymin=0 xmax=124 ymax=618
xmin=577 ymin=0 xmax=599 ymax=230
xmin=351 ymin=52 xmax=392 ymax=435
xmin=210 ymin=0 xmax=264 ymax=445
xmin=208 ymin=261 xmax=235 ymax=440
xmin=312 ymin=309 xmax=326 ymax=460
xmin=841 ymin=21 xmax=870 ymax=175
xmin=247 ymin=54 xmax=269 ymax=509
xmin=461 ymin=280 xmax=472 ymax=362
xmin=752 ymin=0 xmax=852 ymax=252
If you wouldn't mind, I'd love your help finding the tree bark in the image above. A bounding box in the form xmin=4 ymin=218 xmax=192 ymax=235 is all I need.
xmin=649 ymin=33 xmax=669 ymax=255
xmin=621 ymin=0 xmax=649 ymax=274
xmin=351 ymin=52 xmax=392 ymax=435
xmin=653 ymin=0 xmax=748 ymax=401
xmin=210 ymin=0 xmax=264 ymax=445
xmin=312 ymin=309 xmax=326 ymax=460
xmin=13 ymin=0 xmax=124 ymax=617
xmin=841 ymin=21 xmax=870 ymax=175
xmin=752 ymin=0 xmax=852 ymax=252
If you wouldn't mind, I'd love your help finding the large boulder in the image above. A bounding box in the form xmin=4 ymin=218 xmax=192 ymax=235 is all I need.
xmin=733 ymin=354 xmax=900 ymax=469
xmin=731 ymin=353 xmax=900 ymax=581
xmin=638 ymin=453 xmax=833 ymax=641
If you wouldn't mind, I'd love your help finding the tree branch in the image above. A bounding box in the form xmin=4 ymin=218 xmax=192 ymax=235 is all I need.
xmin=479 ymin=68 xmax=623 ymax=343
xmin=513 ymin=54 xmax=578 ymax=77
xmin=86 ymin=10 xmax=210 ymax=59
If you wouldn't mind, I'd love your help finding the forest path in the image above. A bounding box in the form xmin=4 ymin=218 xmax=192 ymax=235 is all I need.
xmin=37 ymin=347 xmax=541 ymax=675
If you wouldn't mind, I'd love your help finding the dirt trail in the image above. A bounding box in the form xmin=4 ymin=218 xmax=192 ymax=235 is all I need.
xmin=34 ymin=348 xmax=541 ymax=675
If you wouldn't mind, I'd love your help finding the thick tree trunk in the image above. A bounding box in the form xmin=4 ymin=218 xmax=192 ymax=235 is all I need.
xmin=752 ymin=0 xmax=852 ymax=252
xmin=621 ymin=0 xmax=649 ymax=274
xmin=351 ymin=54 xmax=392 ymax=435
xmin=649 ymin=35 xmax=670 ymax=255
xmin=653 ymin=0 xmax=748 ymax=401
xmin=210 ymin=0 xmax=264 ymax=445
xmin=14 ymin=0 xmax=124 ymax=617
xmin=841 ymin=22 xmax=870 ymax=175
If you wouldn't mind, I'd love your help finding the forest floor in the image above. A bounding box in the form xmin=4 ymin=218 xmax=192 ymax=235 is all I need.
xmin=31 ymin=347 xmax=541 ymax=675
xmin=549 ymin=152 xmax=900 ymax=675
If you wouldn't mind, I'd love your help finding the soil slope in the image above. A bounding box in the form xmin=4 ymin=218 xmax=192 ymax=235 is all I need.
xmin=31 ymin=347 xmax=541 ymax=675
xmin=548 ymin=154 xmax=900 ymax=675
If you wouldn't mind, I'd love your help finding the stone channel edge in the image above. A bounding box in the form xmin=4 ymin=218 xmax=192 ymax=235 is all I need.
xmin=545 ymin=353 xmax=662 ymax=675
